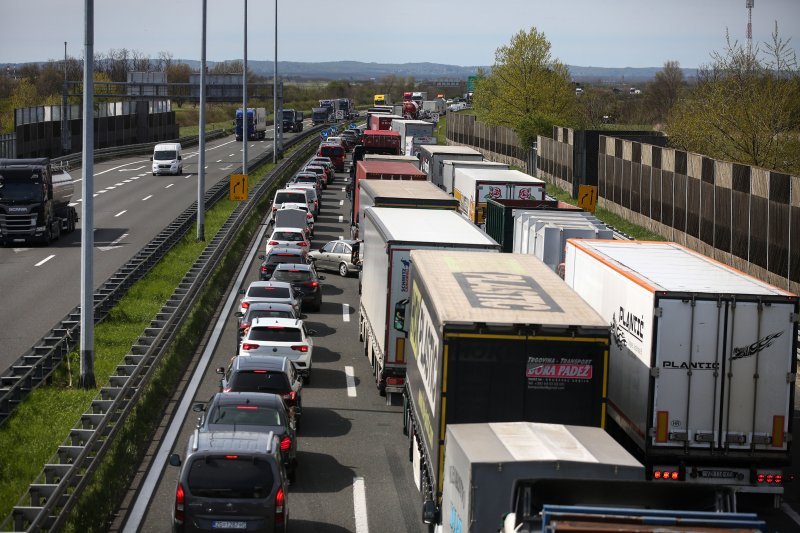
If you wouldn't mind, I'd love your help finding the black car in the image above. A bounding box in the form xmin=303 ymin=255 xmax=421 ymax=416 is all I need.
xmin=235 ymin=301 xmax=300 ymax=350
xmin=193 ymin=392 xmax=298 ymax=482
xmin=217 ymin=355 xmax=304 ymax=429
xmin=260 ymin=247 xmax=310 ymax=280
xmin=269 ymin=263 xmax=325 ymax=312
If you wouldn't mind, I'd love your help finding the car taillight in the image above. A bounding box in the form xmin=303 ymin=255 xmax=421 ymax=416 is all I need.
xmin=309 ymin=281 xmax=318 ymax=288
xmin=275 ymin=486 xmax=285 ymax=525
xmin=269 ymin=240 xmax=279 ymax=246
xmin=299 ymin=242 xmax=308 ymax=247
xmin=242 ymin=301 xmax=250 ymax=309
xmin=242 ymin=343 xmax=259 ymax=350
xmin=280 ymin=435 xmax=291 ymax=452
xmin=261 ymin=265 xmax=267 ymax=272
xmin=291 ymin=345 xmax=309 ymax=352
xmin=282 ymin=391 xmax=296 ymax=402
xmin=175 ymin=483 xmax=185 ymax=524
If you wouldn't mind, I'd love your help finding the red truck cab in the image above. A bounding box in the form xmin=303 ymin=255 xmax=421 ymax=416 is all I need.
xmin=319 ymin=143 xmax=345 ymax=172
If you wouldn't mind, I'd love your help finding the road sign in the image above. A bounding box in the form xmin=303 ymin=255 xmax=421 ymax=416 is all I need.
xmin=322 ymin=130 xmax=329 ymax=138
xmin=467 ymin=75 xmax=478 ymax=93
xmin=230 ymin=174 xmax=248 ymax=201
xmin=350 ymin=122 xmax=357 ymax=129
xmin=335 ymin=110 xmax=344 ymax=120
xmin=577 ymin=185 xmax=598 ymax=213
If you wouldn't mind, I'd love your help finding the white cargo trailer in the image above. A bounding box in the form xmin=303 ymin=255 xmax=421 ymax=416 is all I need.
xmin=441 ymin=160 xmax=508 ymax=195
xmin=391 ymin=119 xmax=435 ymax=154
xmin=418 ymin=145 xmax=483 ymax=190
xmin=513 ymin=211 xmax=603 ymax=254
xmin=564 ymin=240 xmax=798 ymax=501
xmin=363 ymin=154 xmax=421 ymax=169
xmin=452 ymin=168 xmax=546 ymax=229
xmin=359 ymin=207 xmax=500 ymax=399
xmin=532 ymin=223 xmax=614 ymax=272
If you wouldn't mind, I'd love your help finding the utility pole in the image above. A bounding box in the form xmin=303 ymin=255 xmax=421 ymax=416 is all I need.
xmin=242 ymin=0 xmax=248 ymax=175
xmin=273 ymin=0 xmax=278 ymax=163
xmin=80 ymin=0 xmax=96 ymax=388
xmin=197 ymin=0 xmax=206 ymax=241
xmin=61 ymin=42 xmax=70 ymax=154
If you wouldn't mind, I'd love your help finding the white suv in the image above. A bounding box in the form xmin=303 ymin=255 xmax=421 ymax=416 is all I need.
xmin=239 ymin=317 xmax=315 ymax=382
xmin=266 ymin=226 xmax=309 ymax=256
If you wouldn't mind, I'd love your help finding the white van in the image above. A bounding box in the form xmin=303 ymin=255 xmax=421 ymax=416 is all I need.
xmin=151 ymin=143 xmax=183 ymax=175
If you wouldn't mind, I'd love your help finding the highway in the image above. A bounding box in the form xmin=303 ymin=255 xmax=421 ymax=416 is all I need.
xmin=117 ymin=161 xmax=424 ymax=532
xmin=0 ymin=126 xmax=305 ymax=371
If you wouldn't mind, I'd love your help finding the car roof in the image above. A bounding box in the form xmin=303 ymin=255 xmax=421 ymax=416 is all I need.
xmin=234 ymin=354 xmax=290 ymax=371
xmin=327 ymin=239 xmax=358 ymax=246
xmin=271 ymin=226 xmax=305 ymax=233
xmin=273 ymin=263 xmax=313 ymax=272
xmin=267 ymin=246 xmax=306 ymax=256
xmin=294 ymin=172 xmax=318 ymax=178
xmin=192 ymin=430 xmax=277 ymax=455
xmin=247 ymin=280 xmax=293 ymax=290
xmin=244 ymin=302 xmax=296 ymax=312
xmin=250 ymin=317 xmax=303 ymax=328
xmin=212 ymin=391 xmax=284 ymax=408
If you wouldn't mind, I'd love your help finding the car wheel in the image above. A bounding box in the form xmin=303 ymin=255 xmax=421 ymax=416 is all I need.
xmin=338 ymin=262 xmax=349 ymax=277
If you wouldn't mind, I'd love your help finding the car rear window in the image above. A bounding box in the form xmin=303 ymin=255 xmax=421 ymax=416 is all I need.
xmin=320 ymin=146 xmax=344 ymax=157
xmin=273 ymin=231 xmax=304 ymax=241
xmin=275 ymin=192 xmax=307 ymax=204
xmin=247 ymin=309 xmax=294 ymax=321
xmin=188 ymin=457 xmax=274 ymax=499
xmin=208 ymin=404 xmax=284 ymax=426
xmin=248 ymin=286 xmax=291 ymax=298
xmin=231 ymin=371 xmax=291 ymax=394
xmin=267 ymin=256 xmax=301 ymax=267
xmin=249 ymin=326 xmax=302 ymax=342
xmin=272 ymin=270 xmax=312 ymax=283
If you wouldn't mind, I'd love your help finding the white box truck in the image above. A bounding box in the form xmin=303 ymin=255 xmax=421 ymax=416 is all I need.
xmin=564 ymin=240 xmax=798 ymax=502
xmin=391 ymin=119 xmax=434 ymax=154
xmin=440 ymin=422 xmax=644 ymax=533
xmin=513 ymin=211 xmax=603 ymax=254
xmin=419 ymin=145 xmax=483 ymax=190
xmin=441 ymin=160 xmax=508 ymax=195
xmin=359 ymin=207 xmax=500 ymax=398
xmin=452 ymin=168 xmax=546 ymax=229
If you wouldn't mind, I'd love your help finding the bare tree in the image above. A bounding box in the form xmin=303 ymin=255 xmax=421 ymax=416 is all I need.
xmin=645 ymin=60 xmax=684 ymax=124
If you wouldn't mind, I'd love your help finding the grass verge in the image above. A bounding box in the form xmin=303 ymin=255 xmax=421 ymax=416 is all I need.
xmin=435 ymin=115 xmax=447 ymax=145
xmin=0 ymin=139 xmax=317 ymax=527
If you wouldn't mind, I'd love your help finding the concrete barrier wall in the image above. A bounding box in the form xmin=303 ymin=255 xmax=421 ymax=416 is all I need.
xmin=445 ymin=112 xmax=530 ymax=169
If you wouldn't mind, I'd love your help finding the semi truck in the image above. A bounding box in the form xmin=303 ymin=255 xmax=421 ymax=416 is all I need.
xmin=439 ymin=422 xmax=644 ymax=532
xmin=335 ymin=98 xmax=353 ymax=119
xmin=564 ymin=240 xmax=798 ymax=504
xmin=351 ymin=161 xmax=427 ymax=228
xmin=395 ymin=250 xmax=610 ymax=526
xmin=311 ymin=107 xmax=330 ymax=125
xmin=356 ymin=180 xmax=458 ymax=239
xmin=361 ymin=130 xmax=401 ymax=156
xmin=0 ymin=158 xmax=78 ymax=244
xmin=369 ymin=114 xmax=403 ymax=131
xmin=359 ymin=209 xmax=500 ymax=398
xmin=363 ymin=154 xmax=421 ymax=169
xmin=234 ymin=107 xmax=267 ymax=141
xmin=418 ymin=145 xmax=483 ymax=190
xmin=390 ymin=119 xmax=434 ymax=155
xmin=441 ymin=160 xmax=508 ymax=195
xmin=484 ymin=198 xmax=582 ymax=252
xmin=281 ymin=109 xmax=304 ymax=132
xmin=452 ymin=168 xmax=546 ymax=229
xmin=374 ymin=94 xmax=392 ymax=106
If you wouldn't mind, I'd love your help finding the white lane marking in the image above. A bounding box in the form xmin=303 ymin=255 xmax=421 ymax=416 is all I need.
xmin=339 ymin=199 xmax=344 ymax=206
xmin=345 ymin=366 xmax=357 ymax=398
xmin=783 ymin=503 xmax=800 ymax=528
xmin=142 ymin=195 xmax=152 ymax=201
xmin=353 ymin=477 xmax=369 ymax=533
xmin=115 ymin=210 xmax=127 ymax=217
xmin=105 ymin=186 xmax=115 ymax=190
xmin=131 ymin=176 xmax=140 ymax=180
xmin=13 ymin=248 xmax=30 ymax=253
xmin=122 ymin=208 xmax=271 ymax=533
xmin=184 ymin=174 xmax=194 ymax=179
xmin=118 ymin=166 xmax=144 ymax=172
xmin=250 ymin=144 xmax=255 ymax=148
xmin=123 ymin=180 xmax=132 ymax=183
xmin=98 ymin=232 xmax=128 ymax=252
xmin=138 ymin=173 xmax=148 ymax=177
xmin=93 ymin=193 xmax=99 ymax=197
xmin=216 ymin=159 xmax=222 ymax=163
xmin=208 ymin=139 xmax=237 ymax=150
xmin=115 ymin=182 xmax=124 ymax=186
xmin=35 ymin=255 xmax=55 ymax=267
xmin=338 ymin=215 xmax=343 ymax=223
xmin=204 ymin=166 xmax=209 ymax=169
xmin=342 ymin=303 xmax=350 ymax=322
xmin=69 ymin=202 xmax=78 ymax=207
xmin=76 ymin=199 xmax=82 ymax=202
xmin=93 ymin=160 xmax=148 ymax=176
xmin=229 ymin=153 xmax=235 ymax=157
xmin=165 ymin=184 xmax=174 ymax=189
xmin=341 ymin=187 xmax=346 ymax=192
xmin=98 ymin=190 xmax=107 ymax=194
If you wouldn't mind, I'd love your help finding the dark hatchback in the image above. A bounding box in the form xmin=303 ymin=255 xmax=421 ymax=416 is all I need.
xmin=260 ymin=247 xmax=309 ymax=281
xmin=269 ymin=263 xmax=325 ymax=312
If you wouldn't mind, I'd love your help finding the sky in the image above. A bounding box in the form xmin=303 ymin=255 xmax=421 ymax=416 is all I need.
xmin=1 ymin=0 xmax=799 ymax=69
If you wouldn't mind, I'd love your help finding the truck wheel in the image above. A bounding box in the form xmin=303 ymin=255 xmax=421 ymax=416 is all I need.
xmin=338 ymin=263 xmax=349 ymax=277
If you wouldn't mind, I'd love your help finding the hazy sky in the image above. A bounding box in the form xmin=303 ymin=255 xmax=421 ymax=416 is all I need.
xmin=1 ymin=0 xmax=798 ymax=68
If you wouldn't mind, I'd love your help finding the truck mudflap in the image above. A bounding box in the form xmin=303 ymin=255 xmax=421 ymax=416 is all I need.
xmin=404 ymin=389 xmax=438 ymax=519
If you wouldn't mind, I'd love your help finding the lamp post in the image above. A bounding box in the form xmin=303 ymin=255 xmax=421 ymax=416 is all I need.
xmin=242 ymin=0 xmax=248 ymax=175
xmin=197 ymin=0 xmax=206 ymax=241
xmin=80 ymin=0 xmax=95 ymax=388
xmin=273 ymin=0 xmax=278 ymax=163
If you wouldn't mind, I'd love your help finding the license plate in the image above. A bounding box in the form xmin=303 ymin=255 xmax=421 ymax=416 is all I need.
xmin=212 ymin=521 xmax=247 ymax=529
xmin=697 ymin=469 xmax=739 ymax=479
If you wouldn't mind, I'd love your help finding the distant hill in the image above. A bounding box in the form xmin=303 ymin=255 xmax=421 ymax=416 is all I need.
xmin=2 ymin=59 xmax=698 ymax=83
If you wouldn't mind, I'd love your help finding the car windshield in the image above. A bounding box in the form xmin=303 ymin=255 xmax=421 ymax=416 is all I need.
xmin=249 ymin=326 xmax=302 ymax=342
xmin=231 ymin=371 xmax=291 ymax=394
xmin=272 ymin=270 xmax=312 ymax=283
xmin=208 ymin=404 xmax=283 ymax=426
xmin=273 ymin=231 xmax=303 ymax=242
xmin=153 ymin=150 xmax=176 ymax=161
xmin=320 ymin=146 xmax=344 ymax=157
xmin=188 ymin=458 xmax=274 ymax=499
xmin=267 ymin=256 xmax=302 ymax=267
xmin=248 ymin=286 xmax=291 ymax=298
xmin=294 ymin=176 xmax=316 ymax=183
xmin=247 ymin=309 xmax=294 ymax=321
xmin=275 ymin=192 xmax=307 ymax=204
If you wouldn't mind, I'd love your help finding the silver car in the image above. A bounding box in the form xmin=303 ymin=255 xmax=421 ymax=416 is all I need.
xmin=238 ymin=281 xmax=303 ymax=317
xmin=308 ymin=239 xmax=361 ymax=277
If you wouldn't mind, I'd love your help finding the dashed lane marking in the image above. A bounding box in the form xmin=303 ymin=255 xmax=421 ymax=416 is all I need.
xmin=142 ymin=195 xmax=152 ymax=201
xmin=165 ymin=184 xmax=174 ymax=189
xmin=342 ymin=303 xmax=350 ymax=322
xmin=345 ymin=366 xmax=357 ymax=397
xmin=115 ymin=210 xmax=126 ymax=217
xmin=353 ymin=477 xmax=369 ymax=533
xmin=35 ymin=255 xmax=55 ymax=267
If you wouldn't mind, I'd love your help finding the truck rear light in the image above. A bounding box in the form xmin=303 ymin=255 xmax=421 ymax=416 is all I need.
xmin=772 ymin=415 xmax=785 ymax=447
xmin=756 ymin=470 xmax=785 ymax=484
xmin=242 ymin=343 xmax=259 ymax=350
xmin=275 ymin=486 xmax=285 ymax=525
xmin=387 ymin=377 xmax=405 ymax=386
xmin=175 ymin=483 xmax=185 ymax=524
xmin=652 ymin=467 xmax=681 ymax=481
xmin=291 ymin=345 xmax=308 ymax=352
xmin=655 ymin=411 xmax=668 ymax=443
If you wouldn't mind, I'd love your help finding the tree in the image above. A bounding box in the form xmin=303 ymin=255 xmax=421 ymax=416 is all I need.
xmin=472 ymin=27 xmax=575 ymax=146
xmin=644 ymin=60 xmax=684 ymax=124
xmin=667 ymin=25 xmax=800 ymax=174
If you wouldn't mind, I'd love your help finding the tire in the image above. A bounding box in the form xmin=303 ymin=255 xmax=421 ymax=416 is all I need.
xmin=338 ymin=262 xmax=349 ymax=277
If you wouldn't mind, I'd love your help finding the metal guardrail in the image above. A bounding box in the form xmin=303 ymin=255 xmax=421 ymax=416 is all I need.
xmin=1 ymin=126 xmax=325 ymax=531
xmin=0 ymin=126 xmax=322 ymax=427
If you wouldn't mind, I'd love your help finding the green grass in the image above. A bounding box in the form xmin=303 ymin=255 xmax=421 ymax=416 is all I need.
xmin=543 ymin=182 xmax=665 ymax=241
xmin=435 ymin=116 xmax=447 ymax=145
xmin=0 ymin=141 xmax=314 ymax=524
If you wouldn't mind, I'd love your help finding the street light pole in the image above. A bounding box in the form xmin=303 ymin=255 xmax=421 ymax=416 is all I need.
xmin=273 ymin=0 xmax=278 ymax=164
xmin=80 ymin=0 xmax=96 ymax=388
xmin=242 ymin=0 xmax=248 ymax=175
xmin=197 ymin=0 xmax=206 ymax=241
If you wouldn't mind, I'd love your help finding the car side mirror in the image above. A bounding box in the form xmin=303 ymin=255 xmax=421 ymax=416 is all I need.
xmin=168 ymin=453 xmax=182 ymax=467
xmin=216 ymin=366 xmax=225 ymax=375
xmin=393 ymin=298 xmax=409 ymax=332
xmin=192 ymin=403 xmax=205 ymax=412
xmin=238 ymin=289 xmax=245 ymax=295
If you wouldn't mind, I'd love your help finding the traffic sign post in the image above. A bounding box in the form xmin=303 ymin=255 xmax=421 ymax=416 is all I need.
xmin=577 ymin=184 xmax=598 ymax=213
xmin=230 ymin=174 xmax=249 ymax=201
